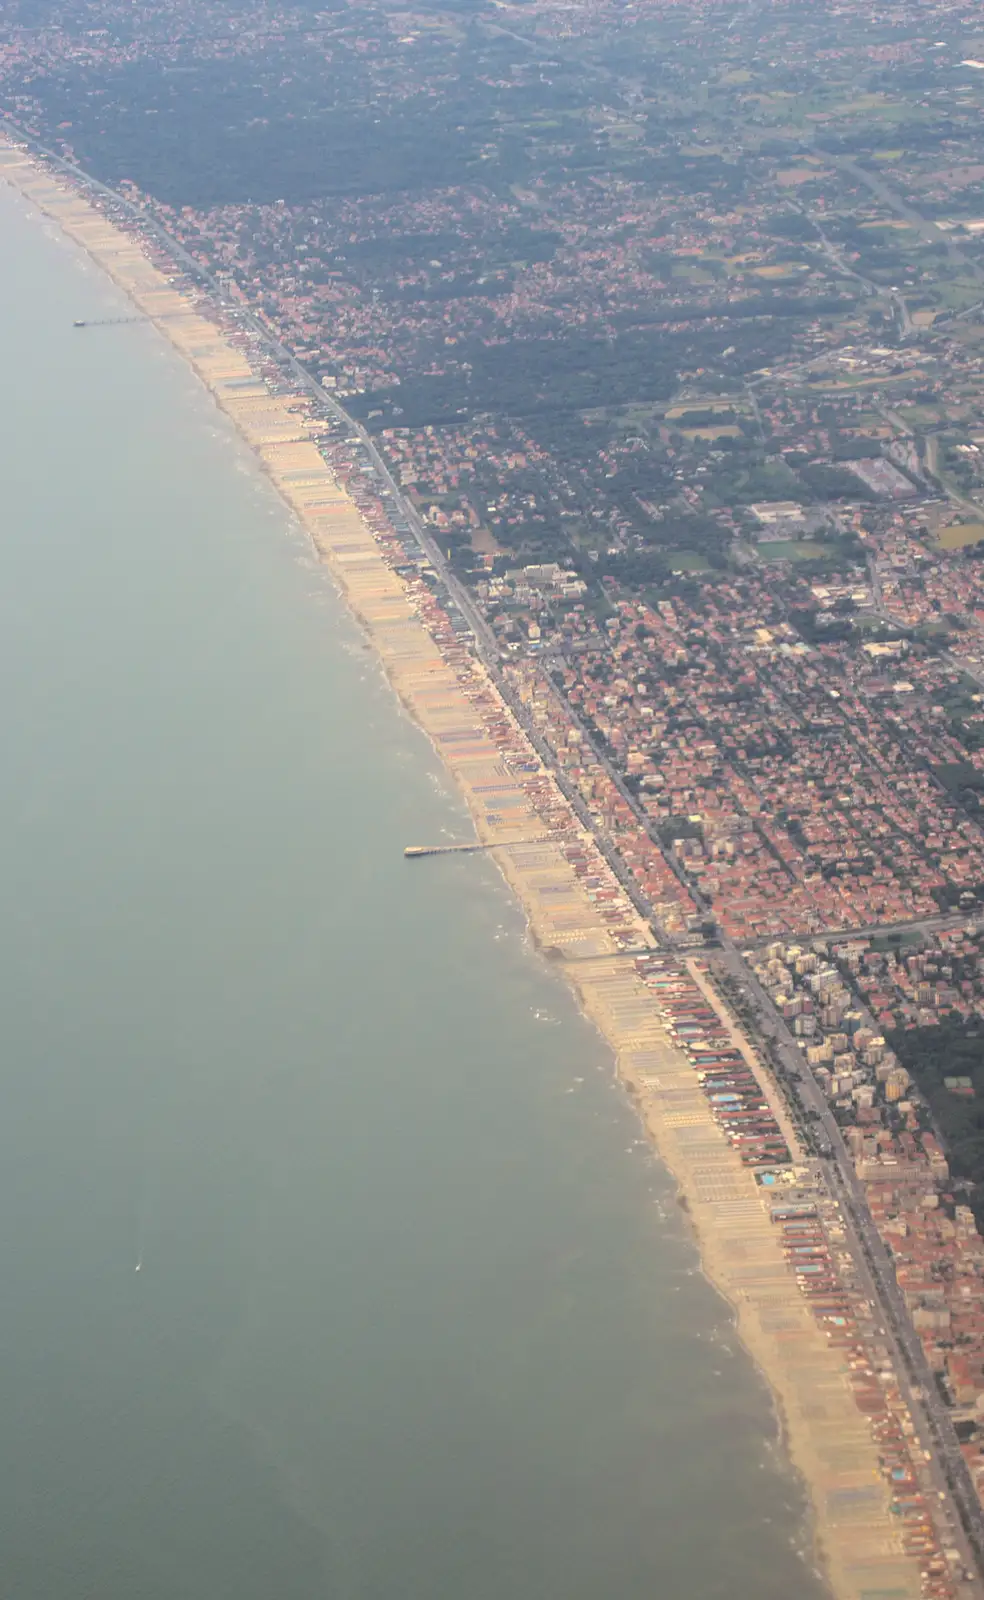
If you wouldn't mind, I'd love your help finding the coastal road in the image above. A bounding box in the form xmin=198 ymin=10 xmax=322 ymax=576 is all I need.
xmin=713 ymin=950 xmax=984 ymax=1584
xmin=491 ymin=639 xmax=984 ymax=1574
xmin=472 ymin=607 xmax=984 ymax=1573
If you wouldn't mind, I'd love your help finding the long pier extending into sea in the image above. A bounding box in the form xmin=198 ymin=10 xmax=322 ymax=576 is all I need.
xmin=72 ymin=315 xmax=147 ymax=328
xmin=404 ymin=837 xmax=545 ymax=859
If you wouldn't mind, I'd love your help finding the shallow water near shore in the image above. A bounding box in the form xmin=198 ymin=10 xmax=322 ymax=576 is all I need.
xmin=0 ymin=180 xmax=827 ymax=1600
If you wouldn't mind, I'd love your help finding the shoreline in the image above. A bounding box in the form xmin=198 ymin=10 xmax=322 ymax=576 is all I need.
xmin=0 ymin=140 xmax=933 ymax=1600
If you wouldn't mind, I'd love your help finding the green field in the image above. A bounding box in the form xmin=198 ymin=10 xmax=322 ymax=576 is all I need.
xmin=760 ymin=539 xmax=829 ymax=561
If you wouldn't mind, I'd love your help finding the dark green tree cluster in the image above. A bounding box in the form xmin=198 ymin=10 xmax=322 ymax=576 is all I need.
xmin=886 ymin=1018 xmax=984 ymax=1229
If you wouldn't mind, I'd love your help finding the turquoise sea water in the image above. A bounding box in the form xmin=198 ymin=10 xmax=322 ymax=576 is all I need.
xmin=0 ymin=180 xmax=827 ymax=1600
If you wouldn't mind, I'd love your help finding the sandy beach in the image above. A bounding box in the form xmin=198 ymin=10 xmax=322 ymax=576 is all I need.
xmin=0 ymin=138 xmax=935 ymax=1600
